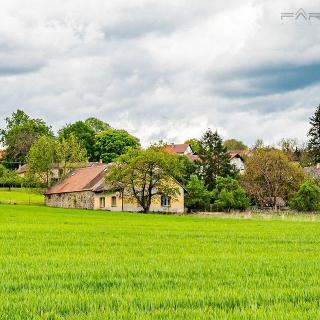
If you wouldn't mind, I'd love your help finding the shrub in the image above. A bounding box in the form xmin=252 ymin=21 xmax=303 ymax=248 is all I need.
xmin=185 ymin=176 xmax=211 ymax=211
xmin=212 ymin=176 xmax=250 ymax=211
xmin=290 ymin=180 xmax=320 ymax=212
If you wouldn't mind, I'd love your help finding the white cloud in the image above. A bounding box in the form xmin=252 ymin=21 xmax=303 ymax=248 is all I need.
xmin=0 ymin=0 xmax=320 ymax=147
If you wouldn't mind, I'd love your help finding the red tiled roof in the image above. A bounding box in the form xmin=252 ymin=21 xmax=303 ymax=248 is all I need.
xmin=164 ymin=144 xmax=190 ymax=154
xmin=46 ymin=164 xmax=107 ymax=195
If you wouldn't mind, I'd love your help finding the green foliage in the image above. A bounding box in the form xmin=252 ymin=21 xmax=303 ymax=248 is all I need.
xmin=56 ymin=134 xmax=87 ymax=178
xmin=94 ymin=129 xmax=140 ymax=163
xmin=177 ymin=155 xmax=197 ymax=185
xmin=84 ymin=117 xmax=110 ymax=133
xmin=185 ymin=176 xmax=210 ymax=211
xmin=308 ymin=105 xmax=320 ymax=164
xmin=27 ymin=136 xmax=56 ymax=187
xmin=290 ymin=180 xmax=320 ymax=212
xmin=0 ymin=169 xmax=23 ymax=189
xmin=105 ymin=147 xmax=181 ymax=212
xmin=0 ymin=164 xmax=7 ymax=177
xmin=184 ymin=138 xmax=200 ymax=153
xmin=224 ymin=139 xmax=247 ymax=151
xmin=59 ymin=121 xmax=96 ymax=160
xmin=1 ymin=109 xmax=52 ymax=165
xmin=241 ymin=149 xmax=304 ymax=209
xmin=212 ymin=176 xmax=250 ymax=211
xmin=196 ymin=129 xmax=234 ymax=190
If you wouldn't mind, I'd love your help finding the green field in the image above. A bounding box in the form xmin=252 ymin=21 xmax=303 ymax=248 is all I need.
xmin=0 ymin=188 xmax=44 ymax=206
xmin=1 ymin=205 xmax=320 ymax=319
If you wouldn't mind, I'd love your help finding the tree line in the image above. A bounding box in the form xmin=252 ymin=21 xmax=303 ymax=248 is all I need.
xmin=2 ymin=105 xmax=320 ymax=212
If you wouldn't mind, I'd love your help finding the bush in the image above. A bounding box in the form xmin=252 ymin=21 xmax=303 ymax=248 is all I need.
xmin=212 ymin=176 xmax=250 ymax=212
xmin=290 ymin=180 xmax=320 ymax=212
xmin=185 ymin=176 xmax=210 ymax=211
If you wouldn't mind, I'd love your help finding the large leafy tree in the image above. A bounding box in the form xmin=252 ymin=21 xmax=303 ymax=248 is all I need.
xmin=27 ymin=136 xmax=56 ymax=187
xmin=105 ymin=147 xmax=181 ymax=213
xmin=1 ymin=109 xmax=52 ymax=165
xmin=84 ymin=117 xmax=110 ymax=133
xmin=241 ymin=149 xmax=304 ymax=209
xmin=224 ymin=139 xmax=247 ymax=151
xmin=308 ymin=104 xmax=320 ymax=164
xmin=59 ymin=121 xmax=96 ymax=161
xmin=56 ymin=134 xmax=87 ymax=178
xmin=196 ymin=129 xmax=234 ymax=190
xmin=94 ymin=129 xmax=140 ymax=163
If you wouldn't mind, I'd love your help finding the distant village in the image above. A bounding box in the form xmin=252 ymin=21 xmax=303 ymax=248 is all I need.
xmin=1 ymin=106 xmax=320 ymax=213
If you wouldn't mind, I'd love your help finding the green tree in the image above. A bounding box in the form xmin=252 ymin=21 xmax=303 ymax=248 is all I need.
xmin=184 ymin=138 xmax=200 ymax=154
xmin=1 ymin=109 xmax=52 ymax=165
xmin=94 ymin=129 xmax=140 ymax=163
xmin=224 ymin=139 xmax=247 ymax=151
xmin=177 ymin=155 xmax=197 ymax=185
xmin=0 ymin=169 xmax=23 ymax=190
xmin=196 ymin=129 xmax=234 ymax=190
xmin=26 ymin=136 xmax=56 ymax=187
xmin=308 ymin=105 xmax=320 ymax=164
xmin=212 ymin=176 xmax=250 ymax=212
xmin=241 ymin=149 xmax=304 ymax=209
xmin=59 ymin=121 xmax=96 ymax=160
xmin=84 ymin=117 xmax=110 ymax=133
xmin=105 ymin=147 xmax=181 ymax=213
xmin=185 ymin=176 xmax=210 ymax=211
xmin=290 ymin=180 xmax=320 ymax=212
xmin=56 ymin=135 xmax=87 ymax=178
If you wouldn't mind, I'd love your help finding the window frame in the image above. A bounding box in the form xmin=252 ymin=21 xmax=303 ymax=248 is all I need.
xmin=99 ymin=197 xmax=105 ymax=208
xmin=161 ymin=195 xmax=171 ymax=207
xmin=111 ymin=196 xmax=117 ymax=207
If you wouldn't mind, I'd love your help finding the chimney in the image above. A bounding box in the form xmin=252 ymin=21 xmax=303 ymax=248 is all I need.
xmin=99 ymin=159 xmax=103 ymax=164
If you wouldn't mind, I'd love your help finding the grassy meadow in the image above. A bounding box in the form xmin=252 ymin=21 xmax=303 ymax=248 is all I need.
xmin=1 ymin=204 xmax=320 ymax=319
xmin=0 ymin=188 xmax=44 ymax=206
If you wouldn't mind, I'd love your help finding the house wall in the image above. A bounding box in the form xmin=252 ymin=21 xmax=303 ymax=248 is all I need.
xmin=94 ymin=187 xmax=185 ymax=213
xmin=45 ymin=191 xmax=95 ymax=209
xmin=230 ymin=157 xmax=245 ymax=174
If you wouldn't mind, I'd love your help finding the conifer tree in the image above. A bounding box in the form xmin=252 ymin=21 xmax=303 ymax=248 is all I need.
xmin=308 ymin=105 xmax=320 ymax=164
xmin=196 ymin=129 xmax=234 ymax=190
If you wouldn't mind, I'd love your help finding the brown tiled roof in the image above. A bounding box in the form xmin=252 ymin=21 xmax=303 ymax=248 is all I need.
xmin=164 ymin=144 xmax=191 ymax=154
xmin=229 ymin=149 xmax=253 ymax=159
xmin=46 ymin=164 xmax=107 ymax=195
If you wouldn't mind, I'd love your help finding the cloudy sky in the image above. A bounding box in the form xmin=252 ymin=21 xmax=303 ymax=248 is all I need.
xmin=0 ymin=0 xmax=320 ymax=146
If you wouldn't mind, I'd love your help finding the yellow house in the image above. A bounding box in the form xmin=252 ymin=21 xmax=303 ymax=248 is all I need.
xmin=45 ymin=163 xmax=185 ymax=213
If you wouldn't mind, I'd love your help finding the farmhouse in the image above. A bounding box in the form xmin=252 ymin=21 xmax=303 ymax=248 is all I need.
xmin=229 ymin=151 xmax=245 ymax=174
xmin=45 ymin=163 xmax=185 ymax=213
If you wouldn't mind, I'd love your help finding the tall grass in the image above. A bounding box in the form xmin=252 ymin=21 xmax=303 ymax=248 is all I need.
xmin=1 ymin=205 xmax=320 ymax=319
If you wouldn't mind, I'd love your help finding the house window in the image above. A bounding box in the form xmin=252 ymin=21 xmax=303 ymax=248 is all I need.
xmin=111 ymin=196 xmax=117 ymax=207
xmin=161 ymin=195 xmax=171 ymax=207
xmin=99 ymin=197 xmax=105 ymax=208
